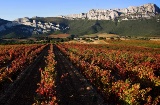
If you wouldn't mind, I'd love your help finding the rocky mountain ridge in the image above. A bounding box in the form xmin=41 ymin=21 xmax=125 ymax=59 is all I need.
xmin=59 ymin=3 xmax=160 ymax=20
xmin=14 ymin=17 xmax=69 ymax=34
xmin=0 ymin=17 xmax=69 ymax=38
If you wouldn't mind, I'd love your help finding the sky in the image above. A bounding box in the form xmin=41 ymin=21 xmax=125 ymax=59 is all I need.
xmin=0 ymin=0 xmax=160 ymax=21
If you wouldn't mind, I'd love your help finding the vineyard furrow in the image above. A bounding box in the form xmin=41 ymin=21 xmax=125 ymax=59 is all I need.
xmin=54 ymin=46 xmax=106 ymax=105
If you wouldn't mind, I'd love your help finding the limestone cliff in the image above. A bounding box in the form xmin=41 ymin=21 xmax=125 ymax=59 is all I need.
xmin=14 ymin=17 xmax=69 ymax=34
xmin=59 ymin=3 xmax=160 ymax=20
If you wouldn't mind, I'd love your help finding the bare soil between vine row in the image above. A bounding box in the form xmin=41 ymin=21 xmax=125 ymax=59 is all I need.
xmin=54 ymin=46 xmax=106 ymax=105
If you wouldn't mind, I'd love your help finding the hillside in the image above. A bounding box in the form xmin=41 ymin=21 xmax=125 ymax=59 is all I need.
xmin=0 ymin=25 xmax=33 ymax=38
xmin=0 ymin=3 xmax=160 ymax=38
xmin=67 ymin=17 xmax=160 ymax=37
xmin=32 ymin=16 xmax=160 ymax=37
xmin=0 ymin=16 xmax=160 ymax=38
xmin=0 ymin=19 xmax=34 ymax=38
xmin=0 ymin=17 xmax=69 ymax=38
xmin=0 ymin=19 xmax=9 ymax=26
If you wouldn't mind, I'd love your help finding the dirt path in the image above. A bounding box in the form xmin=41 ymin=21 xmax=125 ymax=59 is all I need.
xmin=0 ymin=46 xmax=48 ymax=105
xmin=54 ymin=46 xmax=106 ymax=105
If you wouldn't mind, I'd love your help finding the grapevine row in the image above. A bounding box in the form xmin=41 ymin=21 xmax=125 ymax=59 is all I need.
xmin=56 ymin=43 xmax=160 ymax=105
xmin=34 ymin=44 xmax=57 ymax=105
xmin=0 ymin=45 xmax=41 ymax=67
xmin=0 ymin=44 xmax=47 ymax=84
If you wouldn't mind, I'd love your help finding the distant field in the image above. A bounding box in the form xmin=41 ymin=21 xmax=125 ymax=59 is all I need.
xmin=48 ymin=34 xmax=70 ymax=38
xmin=82 ymin=34 xmax=97 ymax=37
xmin=70 ymin=37 xmax=160 ymax=48
xmin=67 ymin=40 xmax=109 ymax=44
xmin=97 ymin=33 xmax=119 ymax=38
xmin=83 ymin=33 xmax=119 ymax=38
xmin=3 ymin=37 xmax=37 ymax=42
xmin=106 ymin=39 xmax=160 ymax=48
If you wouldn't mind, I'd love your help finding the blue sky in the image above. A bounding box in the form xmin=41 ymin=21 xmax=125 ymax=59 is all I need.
xmin=0 ymin=0 xmax=160 ymax=21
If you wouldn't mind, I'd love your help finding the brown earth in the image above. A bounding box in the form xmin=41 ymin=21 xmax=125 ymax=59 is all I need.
xmin=49 ymin=34 xmax=70 ymax=38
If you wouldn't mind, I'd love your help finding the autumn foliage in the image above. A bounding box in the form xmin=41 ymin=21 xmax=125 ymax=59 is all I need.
xmin=34 ymin=44 xmax=57 ymax=105
xmin=0 ymin=44 xmax=47 ymax=83
xmin=56 ymin=43 xmax=160 ymax=105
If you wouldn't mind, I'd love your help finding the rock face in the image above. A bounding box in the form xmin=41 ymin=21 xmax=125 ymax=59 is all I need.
xmin=59 ymin=3 xmax=160 ymax=20
xmin=0 ymin=17 xmax=69 ymax=35
xmin=14 ymin=17 xmax=69 ymax=34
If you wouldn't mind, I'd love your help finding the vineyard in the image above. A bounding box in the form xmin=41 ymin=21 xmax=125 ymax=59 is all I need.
xmin=57 ymin=43 xmax=160 ymax=104
xmin=0 ymin=42 xmax=160 ymax=105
